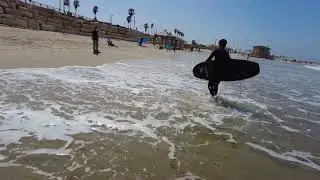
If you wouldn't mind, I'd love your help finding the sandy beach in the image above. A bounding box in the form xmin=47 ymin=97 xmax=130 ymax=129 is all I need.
xmin=1 ymin=0 xmax=320 ymax=177
xmin=0 ymin=26 xmax=173 ymax=69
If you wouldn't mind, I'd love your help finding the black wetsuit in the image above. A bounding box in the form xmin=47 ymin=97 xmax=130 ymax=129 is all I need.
xmin=92 ymin=30 xmax=99 ymax=53
xmin=205 ymin=48 xmax=230 ymax=96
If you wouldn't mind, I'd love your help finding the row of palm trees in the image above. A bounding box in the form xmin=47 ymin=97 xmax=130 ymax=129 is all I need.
xmin=52 ymin=1 xmax=184 ymax=37
xmin=174 ymin=28 xmax=184 ymax=38
xmin=143 ymin=23 xmax=155 ymax=34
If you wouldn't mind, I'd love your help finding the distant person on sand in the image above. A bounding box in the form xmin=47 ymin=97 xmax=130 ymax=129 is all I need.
xmin=138 ymin=37 xmax=144 ymax=46
xmin=165 ymin=40 xmax=171 ymax=52
xmin=173 ymin=40 xmax=177 ymax=52
xmin=205 ymin=39 xmax=230 ymax=97
xmin=92 ymin=26 xmax=100 ymax=54
xmin=105 ymin=33 xmax=118 ymax=47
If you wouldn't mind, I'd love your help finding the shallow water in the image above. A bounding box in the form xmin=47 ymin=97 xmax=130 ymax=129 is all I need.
xmin=0 ymin=52 xmax=319 ymax=179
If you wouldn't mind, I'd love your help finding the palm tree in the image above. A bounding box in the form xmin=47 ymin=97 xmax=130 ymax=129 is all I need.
xmin=126 ymin=16 xmax=132 ymax=29
xmin=174 ymin=28 xmax=178 ymax=35
xmin=128 ymin=8 xmax=135 ymax=17
xmin=93 ymin=6 xmax=98 ymax=21
xmin=144 ymin=23 xmax=149 ymax=33
xmin=177 ymin=29 xmax=180 ymax=35
xmin=73 ymin=0 xmax=80 ymax=15
xmin=128 ymin=8 xmax=135 ymax=29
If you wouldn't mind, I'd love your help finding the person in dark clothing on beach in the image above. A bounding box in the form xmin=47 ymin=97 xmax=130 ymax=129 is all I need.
xmin=92 ymin=26 xmax=100 ymax=54
xmin=105 ymin=33 xmax=118 ymax=47
xmin=205 ymin=39 xmax=230 ymax=97
xmin=138 ymin=37 xmax=144 ymax=46
xmin=173 ymin=40 xmax=178 ymax=52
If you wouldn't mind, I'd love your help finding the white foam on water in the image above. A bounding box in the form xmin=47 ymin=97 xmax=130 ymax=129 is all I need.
xmin=279 ymin=93 xmax=310 ymax=105
xmin=306 ymin=101 xmax=320 ymax=106
xmin=0 ymin=154 xmax=6 ymax=160
xmin=261 ymin=140 xmax=273 ymax=144
xmin=98 ymin=168 xmax=113 ymax=172
xmin=0 ymin=108 xmax=91 ymax=145
xmin=174 ymin=172 xmax=202 ymax=180
xmin=0 ymin=162 xmax=62 ymax=179
xmin=297 ymin=108 xmax=308 ymax=113
xmin=0 ymin=59 xmax=241 ymax=162
xmin=264 ymin=111 xmax=285 ymax=123
xmin=161 ymin=137 xmax=178 ymax=160
xmin=1 ymin=57 xmax=319 ymax=174
xmin=222 ymin=94 xmax=268 ymax=110
xmin=261 ymin=121 xmax=273 ymax=124
xmin=304 ymin=65 xmax=320 ymax=71
xmin=246 ymin=142 xmax=320 ymax=171
xmin=78 ymin=112 xmax=161 ymax=140
xmin=285 ymin=114 xmax=320 ymax=125
xmin=283 ymin=151 xmax=320 ymax=160
xmin=288 ymin=88 xmax=303 ymax=96
xmin=115 ymin=61 xmax=151 ymax=69
xmin=22 ymin=148 xmax=71 ymax=156
xmin=279 ymin=125 xmax=300 ymax=133
xmin=188 ymin=140 xmax=209 ymax=147
xmin=216 ymin=93 xmax=290 ymax=126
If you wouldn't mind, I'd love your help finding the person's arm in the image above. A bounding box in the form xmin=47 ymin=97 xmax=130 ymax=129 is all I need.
xmin=206 ymin=50 xmax=216 ymax=63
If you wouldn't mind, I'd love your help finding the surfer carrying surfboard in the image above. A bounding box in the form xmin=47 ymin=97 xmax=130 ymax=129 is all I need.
xmin=205 ymin=39 xmax=230 ymax=97
xmin=193 ymin=40 xmax=259 ymax=96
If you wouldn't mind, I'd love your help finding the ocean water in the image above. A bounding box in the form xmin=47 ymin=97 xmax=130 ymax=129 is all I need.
xmin=0 ymin=52 xmax=320 ymax=178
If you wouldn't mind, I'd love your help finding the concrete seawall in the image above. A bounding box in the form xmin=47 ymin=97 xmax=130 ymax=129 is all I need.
xmin=0 ymin=0 xmax=149 ymax=42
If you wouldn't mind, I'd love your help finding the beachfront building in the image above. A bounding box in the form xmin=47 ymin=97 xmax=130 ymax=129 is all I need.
xmin=251 ymin=46 xmax=271 ymax=59
xmin=153 ymin=32 xmax=186 ymax=50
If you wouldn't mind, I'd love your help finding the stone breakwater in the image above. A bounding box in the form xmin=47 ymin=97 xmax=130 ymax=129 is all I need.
xmin=0 ymin=0 xmax=149 ymax=42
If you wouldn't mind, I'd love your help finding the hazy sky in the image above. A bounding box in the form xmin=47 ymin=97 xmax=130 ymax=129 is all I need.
xmin=36 ymin=0 xmax=320 ymax=61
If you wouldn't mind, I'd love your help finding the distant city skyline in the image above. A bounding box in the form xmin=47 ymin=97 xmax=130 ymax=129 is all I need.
xmin=35 ymin=0 xmax=320 ymax=61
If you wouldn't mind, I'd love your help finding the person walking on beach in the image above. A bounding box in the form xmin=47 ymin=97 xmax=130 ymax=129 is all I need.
xmin=138 ymin=37 xmax=144 ymax=46
xmin=92 ymin=26 xmax=100 ymax=54
xmin=173 ymin=40 xmax=178 ymax=52
xmin=205 ymin=39 xmax=230 ymax=97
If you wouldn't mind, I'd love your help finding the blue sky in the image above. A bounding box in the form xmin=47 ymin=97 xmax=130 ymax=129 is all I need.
xmin=37 ymin=0 xmax=320 ymax=61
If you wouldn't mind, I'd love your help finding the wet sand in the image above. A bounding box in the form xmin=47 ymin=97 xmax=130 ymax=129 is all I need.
xmin=1 ymin=127 xmax=319 ymax=180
